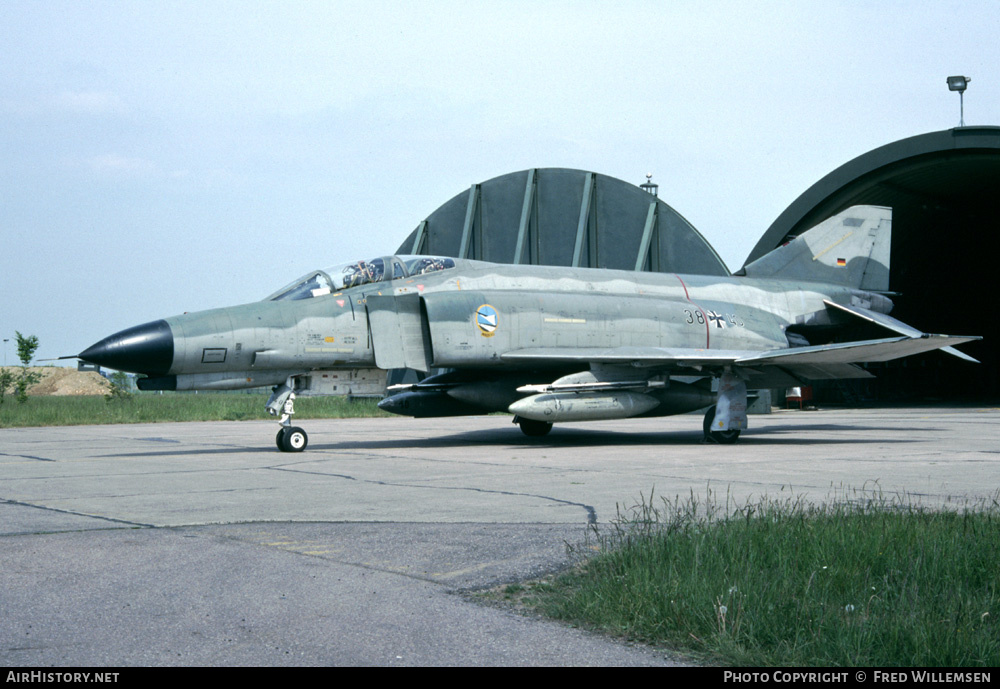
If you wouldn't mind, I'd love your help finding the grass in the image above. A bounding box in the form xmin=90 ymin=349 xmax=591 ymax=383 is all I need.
xmin=503 ymin=488 xmax=999 ymax=667
xmin=0 ymin=393 xmax=390 ymax=427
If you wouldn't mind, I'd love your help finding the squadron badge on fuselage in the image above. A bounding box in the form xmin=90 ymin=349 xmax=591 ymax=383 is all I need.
xmin=476 ymin=304 xmax=498 ymax=337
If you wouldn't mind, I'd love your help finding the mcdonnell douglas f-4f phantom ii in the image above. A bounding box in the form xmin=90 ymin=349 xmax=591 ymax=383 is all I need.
xmin=75 ymin=205 xmax=979 ymax=452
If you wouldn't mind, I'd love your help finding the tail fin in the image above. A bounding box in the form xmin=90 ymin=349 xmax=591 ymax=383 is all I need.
xmin=741 ymin=205 xmax=891 ymax=291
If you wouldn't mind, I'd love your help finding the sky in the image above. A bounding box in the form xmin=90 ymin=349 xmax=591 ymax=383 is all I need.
xmin=2 ymin=0 xmax=999 ymax=364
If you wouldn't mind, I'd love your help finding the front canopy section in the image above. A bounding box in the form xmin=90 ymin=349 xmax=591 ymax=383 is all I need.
xmin=266 ymin=255 xmax=456 ymax=301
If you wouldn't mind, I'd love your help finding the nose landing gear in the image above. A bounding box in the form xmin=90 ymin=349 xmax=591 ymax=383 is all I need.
xmin=267 ymin=378 xmax=309 ymax=452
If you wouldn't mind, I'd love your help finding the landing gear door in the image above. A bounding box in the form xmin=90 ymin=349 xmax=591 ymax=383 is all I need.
xmin=365 ymin=293 xmax=433 ymax=372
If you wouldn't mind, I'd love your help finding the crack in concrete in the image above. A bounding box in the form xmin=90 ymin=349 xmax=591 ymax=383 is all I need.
xmin=0 ymin=498 xmax=153 ymax=529
xmin=0 ymin=452 xmax=56 ymax=462
xmin=268 ymin=465 xmax=598 ymax=524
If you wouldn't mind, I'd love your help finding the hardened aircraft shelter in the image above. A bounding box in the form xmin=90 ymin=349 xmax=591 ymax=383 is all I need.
xmin=395 ymin=168 xmax=728 ymax=276
xmin=744 ymin=127 xmax=1000 ymax=400
xmin=395 ymin=129 xmax=999 ymax=401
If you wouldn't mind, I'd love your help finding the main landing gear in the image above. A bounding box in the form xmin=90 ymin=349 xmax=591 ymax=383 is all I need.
xmin=702 ymin=405 xmax=740 ymax=444
xmin=267 ymin=378 xmax=309 ymax=452
xmin=702 ymin=370 xmax=747 ymax=444
xmin=513 ymin=415 xmax=553 ymax=437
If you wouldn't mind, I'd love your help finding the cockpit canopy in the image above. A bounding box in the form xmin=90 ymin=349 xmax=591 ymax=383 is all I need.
xmin=267 ymin=255 xmax=456 ymax=301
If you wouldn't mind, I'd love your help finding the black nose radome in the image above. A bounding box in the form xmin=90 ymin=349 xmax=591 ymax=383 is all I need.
xmin=79 ymin=319 xmax=174 ymax=376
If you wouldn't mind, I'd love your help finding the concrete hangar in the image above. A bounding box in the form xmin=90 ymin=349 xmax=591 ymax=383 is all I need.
xmin=396 ymin=127 xmax=1000 ymax=403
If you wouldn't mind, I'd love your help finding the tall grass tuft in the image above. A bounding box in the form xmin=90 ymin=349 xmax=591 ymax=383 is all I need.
xmin=527 ymin=488 xmax=999 ymax=666
xmin=0 ymin=394 xmax=389 ymax=427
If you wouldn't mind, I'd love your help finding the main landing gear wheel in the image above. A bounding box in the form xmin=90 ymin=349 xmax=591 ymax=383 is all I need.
xmin=515 ymin=416 xmax=553 ymax=437
xmin=703 ymin=405 xmax=740 ymax=444
xmin=279 ymin=426 xmax=308 ymax=452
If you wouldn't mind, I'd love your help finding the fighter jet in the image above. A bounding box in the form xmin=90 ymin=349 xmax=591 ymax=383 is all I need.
xmin=75 ymin=205 xmax=979 ymax=451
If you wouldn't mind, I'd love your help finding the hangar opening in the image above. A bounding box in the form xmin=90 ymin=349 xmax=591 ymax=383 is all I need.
xmin=744 ymin=127 xmax=1000 ymax=402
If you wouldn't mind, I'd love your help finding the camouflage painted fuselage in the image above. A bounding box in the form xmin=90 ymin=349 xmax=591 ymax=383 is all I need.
xmin=134 ymin=259 xmax=875 ymax=394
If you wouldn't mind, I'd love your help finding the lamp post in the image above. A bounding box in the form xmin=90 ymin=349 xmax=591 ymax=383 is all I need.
xmin=3 ymin=338 xmax=8 ymax=367
xmin=947 ymin=76 xmax=971 ymax=127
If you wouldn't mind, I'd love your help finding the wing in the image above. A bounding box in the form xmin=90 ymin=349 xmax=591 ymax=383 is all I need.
xmin=502 ymin=334 xmax=981 ymax=387
xmin=736 ymin=334 xmax=979 ymax=366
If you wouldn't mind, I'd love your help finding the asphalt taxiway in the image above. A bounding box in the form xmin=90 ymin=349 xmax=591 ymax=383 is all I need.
xmin=1 ymin=407 xmax=997 ymax=666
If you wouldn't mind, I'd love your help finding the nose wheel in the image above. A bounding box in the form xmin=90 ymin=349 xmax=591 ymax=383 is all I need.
xmin=276 ymin=426 xmax=309 ymax=452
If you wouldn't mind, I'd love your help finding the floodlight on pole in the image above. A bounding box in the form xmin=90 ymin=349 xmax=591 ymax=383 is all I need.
xmin=947 ymin=75 xmax=971 ymax=127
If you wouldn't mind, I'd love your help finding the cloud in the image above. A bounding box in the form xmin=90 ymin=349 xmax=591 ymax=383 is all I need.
xmin=88 ymin=153 xmax=156 ymax=176
xmin=54 ymin=90 xmax=126 ymax=115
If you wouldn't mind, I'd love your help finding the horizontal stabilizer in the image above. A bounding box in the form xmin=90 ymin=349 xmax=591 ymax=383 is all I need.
xmin=824 ymin=299 xmax=980 ymax=363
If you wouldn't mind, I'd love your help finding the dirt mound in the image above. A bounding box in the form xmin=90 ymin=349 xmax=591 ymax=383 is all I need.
xmin=1 ymin=367 xmax=111 ymax=396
